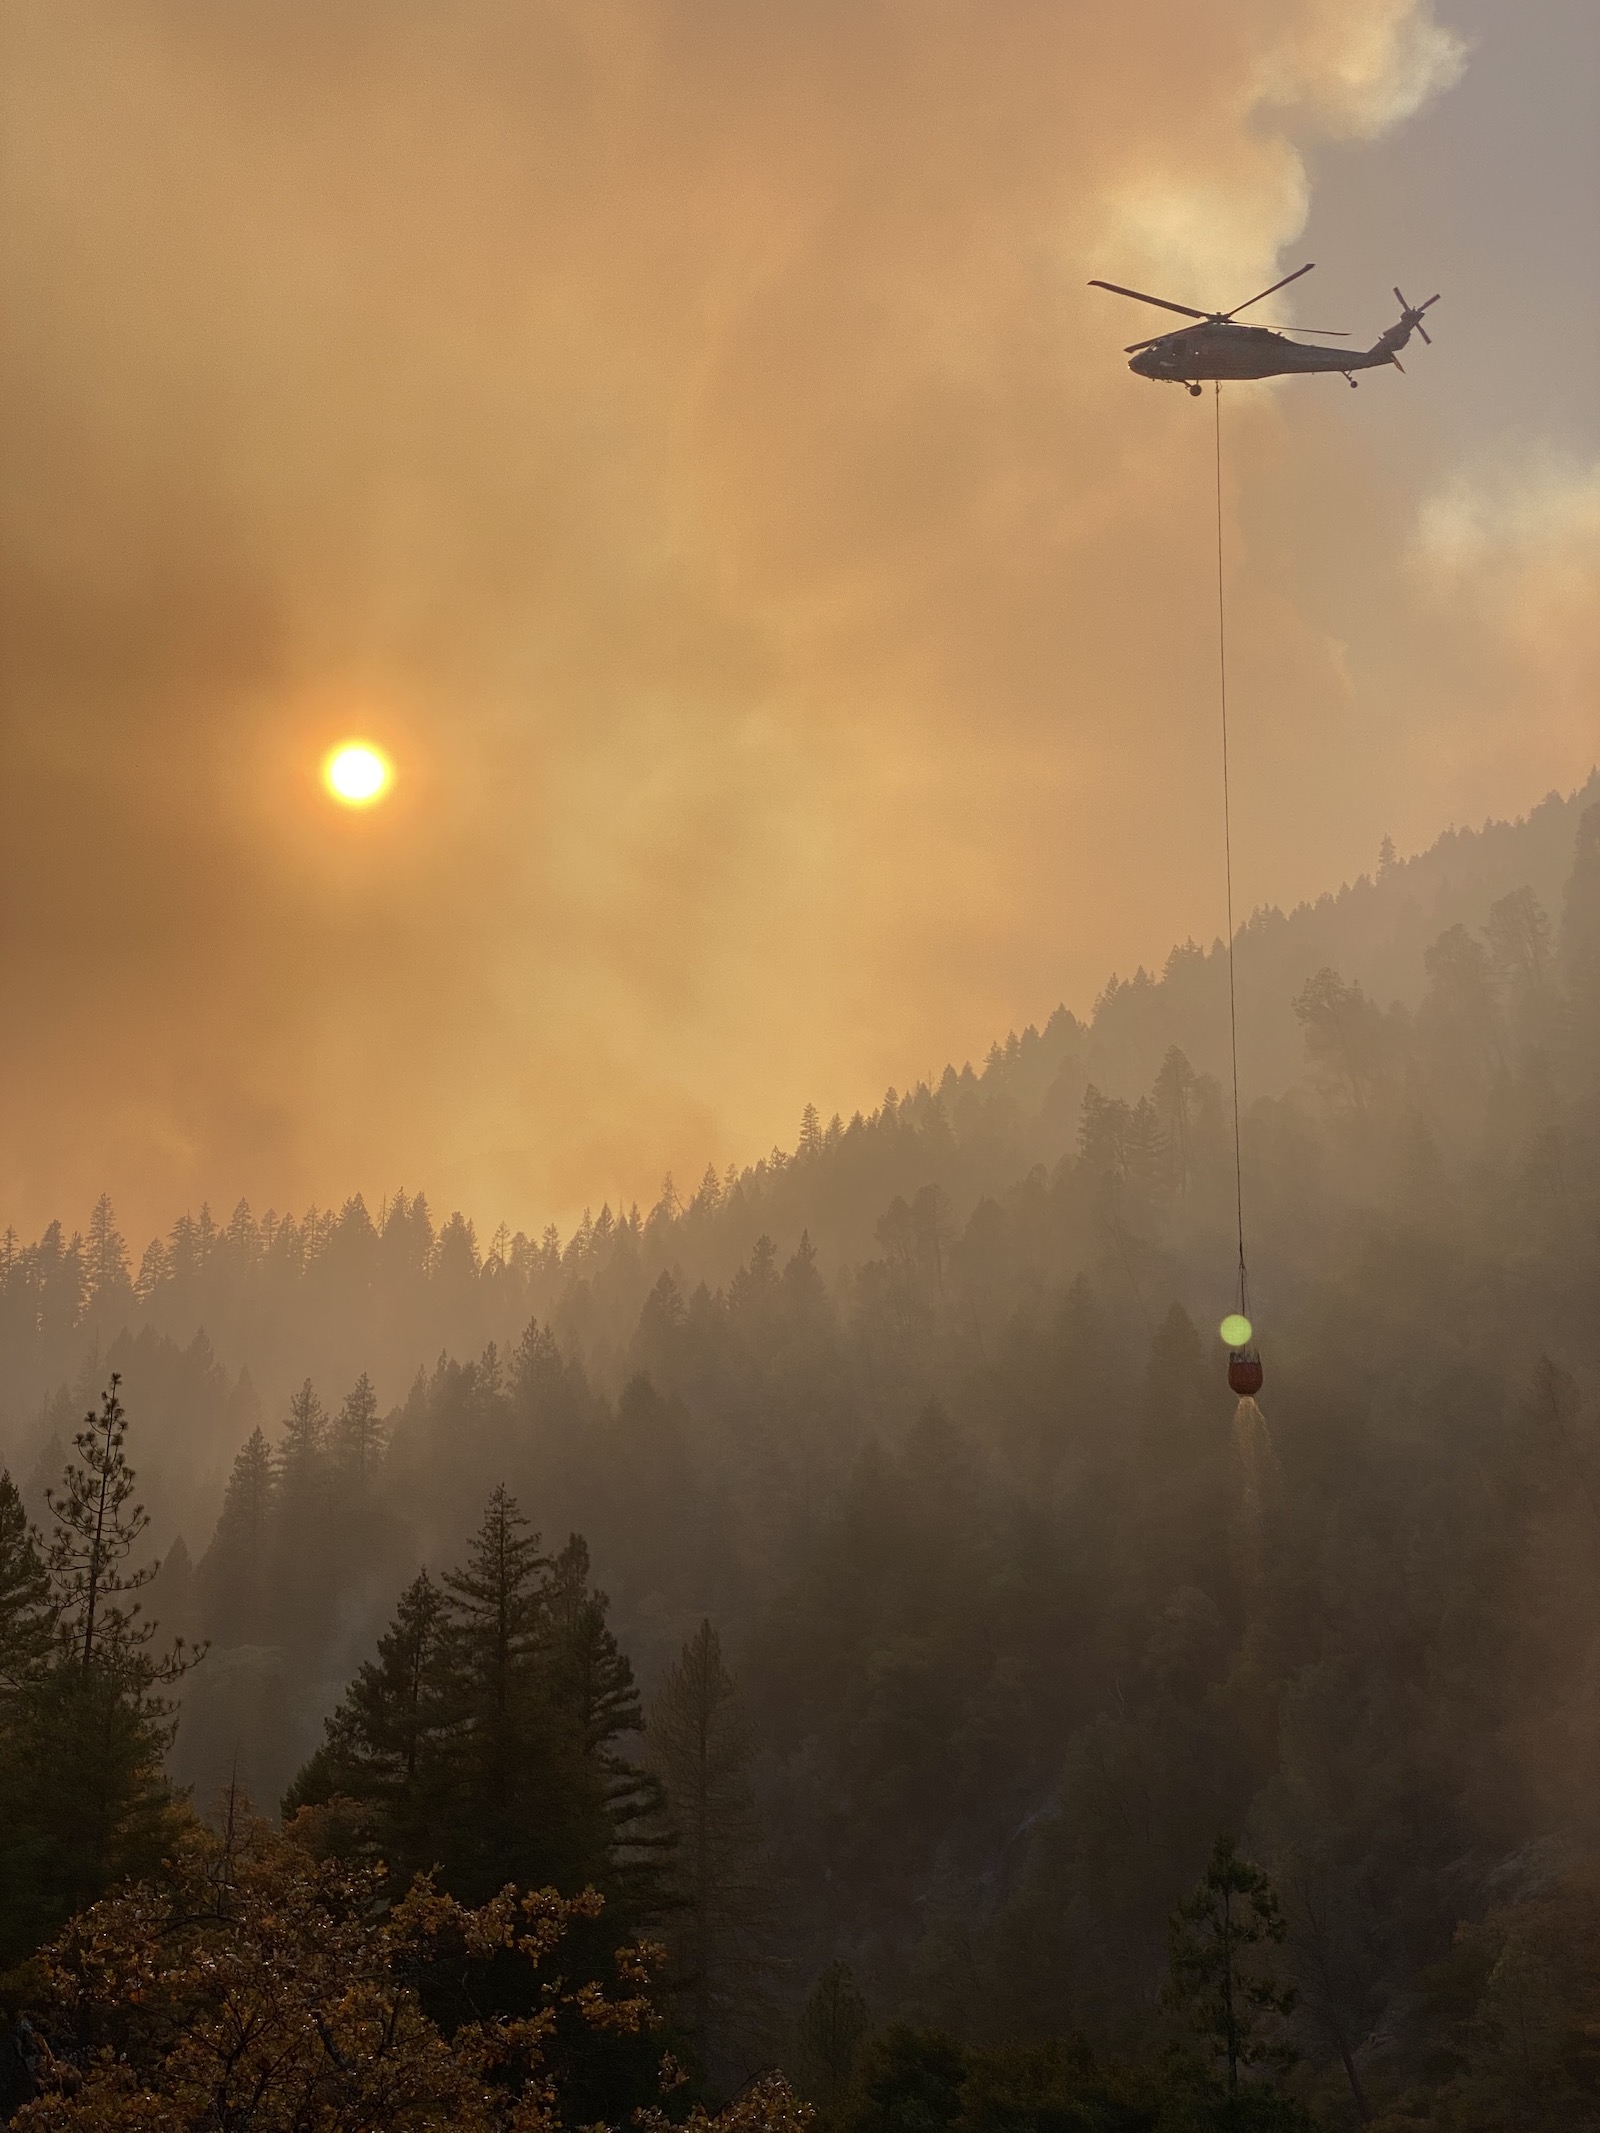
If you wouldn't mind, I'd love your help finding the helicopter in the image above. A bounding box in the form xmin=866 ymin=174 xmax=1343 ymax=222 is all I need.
xmin=1088 ymin=262 xmax=1439 ymax=392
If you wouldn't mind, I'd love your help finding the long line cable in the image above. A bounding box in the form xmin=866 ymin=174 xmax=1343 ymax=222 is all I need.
xmin=1213 ymin=381 xmax=1248 ymax=1318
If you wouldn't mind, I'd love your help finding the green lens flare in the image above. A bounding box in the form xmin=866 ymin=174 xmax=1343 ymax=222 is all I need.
xmin=1219 ymin=1313 xmax=1253 ymax=1349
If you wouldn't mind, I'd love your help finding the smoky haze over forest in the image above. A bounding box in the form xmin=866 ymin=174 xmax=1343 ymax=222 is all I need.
xmin=5 ymin=4 xmax=1600 ymax=2130
xmin=4 ymin=773 xmax=1600 ymax=2129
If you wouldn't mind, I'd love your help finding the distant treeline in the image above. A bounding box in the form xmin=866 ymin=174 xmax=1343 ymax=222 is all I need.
xmin=3 ymin=780 xmax=1593 ymax=1440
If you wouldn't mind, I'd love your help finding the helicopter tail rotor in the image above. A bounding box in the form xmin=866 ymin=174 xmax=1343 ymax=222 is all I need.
xmin=1394 ymin=286 xmax=1440 ymax=344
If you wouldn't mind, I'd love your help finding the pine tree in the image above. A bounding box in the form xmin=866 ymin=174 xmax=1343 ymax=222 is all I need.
xmin=288 ymin=1497 xmax=645 ymax=1935
xmin=547 ymin=1534 xmax=641 ymax=1756
xmin=1487 ymin=885 xmax=1553 ymax=994
xmin=1486 ymin=887 xmax=1557 ymax=1053
xmin=272 ymin=1380 xmax=330 ymax=1650
xmin=546 ymin=1533 xmax=671 ymax=1924
xmin=1153 ymin=1046 xmax=1200 ymax=1199
xmin=511 ymin=1318 xmax=568 ymax=1414
xmin=1124 ymin=1094 xmax=1167 ymax=1193
xmin=83 ymin=1194 xmax=132 ymax=1316
xmin=285 ymin=1568 xmax=448 ymax=1869
xmin=439 ymin=1485 xmax=599 ymax=1900
xmin=441 ymin=1484 xmax=558 ymax=1902
xmin=1167 ymin=1838 xmax=1299 ymax=2125
xmin=1078 ymin=1084 xmax=1134 ymax=1177
xmin=333 ymin=1372 xmax=385 ymax=1490
xmin=0 ymin=1381 xmax=196 ymax=1964
xmin=1291 ymin=968 xmax=1394 ymax=1110
xmin=45 ymin=1375 xmax=158 ymax=1669
xmin=277 ymin=1379 xmax=328 ymax=1502
xmin=647 ymin=1619 xmax=772 ymax=2086
xmin=198 ymin=1426 xmax=277 ymax=1645
xmin=0 ymin=1470 xmax=52 ymax=1696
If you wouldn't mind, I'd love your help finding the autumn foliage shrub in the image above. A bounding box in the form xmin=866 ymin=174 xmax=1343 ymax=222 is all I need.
xmin=8 ymin=1801 xmax=704 ymax=2131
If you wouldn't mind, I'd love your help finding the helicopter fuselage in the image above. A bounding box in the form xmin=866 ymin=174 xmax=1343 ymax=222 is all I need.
xmin=1130 ymin=316 xmax=1412 ymax=387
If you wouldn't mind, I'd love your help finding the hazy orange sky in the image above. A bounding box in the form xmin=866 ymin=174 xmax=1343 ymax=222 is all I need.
xmin=2 ymin=0 xmax=1596 ymax=1243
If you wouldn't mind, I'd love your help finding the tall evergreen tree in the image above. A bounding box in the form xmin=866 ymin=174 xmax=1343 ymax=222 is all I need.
xmin=1167 ymin=1839 xmax=1301 ymax=2128
xmin=0 ymin=1470 xmax=52 ymax=1697
xmin=285 ymin=1567 xmax=448 ymax=1868
xmin=272 ymin=1380 xmax=330 ymax=1649
xmin=276 ymin=1379 xmax=328 ymax=1501
xmin=45 ymin=1375 xmax=157 ymax=1669
xmin=0 ymin=1381 xmax=195 ymax=1964
xmin=332 ymin=1371 xmax=385 ymax=1490
xmin=289 ymin=1494 xmax=648 ymax=1932
xmin=647 ymin=1619 xmax=771 ymax=2087
xmin=546 ymin=1532 xmax=671 ymax=1923
xmin=439 ymin=1484 xmax=596 ymax=1900
xmin=82 ymin=1194 xmax=132 ymax=1317
xmin=198 ymin=1425 xmax=276 ymax=1645
xmin=1153 ymin=1046 xmax=1201 ymax=1198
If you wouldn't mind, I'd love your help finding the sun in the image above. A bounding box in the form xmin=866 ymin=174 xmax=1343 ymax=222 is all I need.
xmin=323 ymin=741 xmax=393 ymax=808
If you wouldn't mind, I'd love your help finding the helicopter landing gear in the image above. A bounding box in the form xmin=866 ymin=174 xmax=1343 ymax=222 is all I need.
xmin=1188 ymin=382 xmax=1203 ymax=397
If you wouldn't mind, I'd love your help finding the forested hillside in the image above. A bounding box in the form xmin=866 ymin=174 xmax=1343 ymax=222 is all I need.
xmin=2 ymin=777 xmax=1592 ymax=1442
xmin=3 ymin=784 xmax=1599 ymax=2128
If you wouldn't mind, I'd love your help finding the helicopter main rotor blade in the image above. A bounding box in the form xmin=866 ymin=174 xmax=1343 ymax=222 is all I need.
xmin=1224 ymin=261 xmax=1315 ymax=319
xmin=1119 ymin=320 xmax=1349 ymax=350
xmin=1088 ymin=279 xmax=1209 ymax=320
